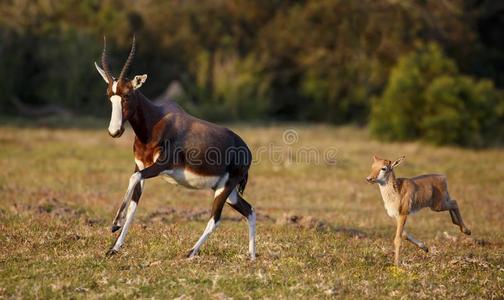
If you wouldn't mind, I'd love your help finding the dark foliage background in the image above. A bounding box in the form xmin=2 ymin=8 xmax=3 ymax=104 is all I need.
xmin=0 ymin=0 xmax=503 ymax=146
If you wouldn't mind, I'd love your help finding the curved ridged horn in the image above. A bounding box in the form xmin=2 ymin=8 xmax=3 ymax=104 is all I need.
xmin=101 ymin=36 xmax=113 ymax=82
xmin=118 ymin=35 xmax=136 ymax=81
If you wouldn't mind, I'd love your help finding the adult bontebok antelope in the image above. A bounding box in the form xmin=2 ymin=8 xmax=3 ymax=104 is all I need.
xmin=366 ymin=155 xmax=471 ymax=265
xmin=94 ymin=36 xmax=256 ymax=260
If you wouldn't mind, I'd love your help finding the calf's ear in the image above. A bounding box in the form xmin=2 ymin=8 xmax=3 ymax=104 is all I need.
xmin=391 ymin=156 xmax=405 ymax=168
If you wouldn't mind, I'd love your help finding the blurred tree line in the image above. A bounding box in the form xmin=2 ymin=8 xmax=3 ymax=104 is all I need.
xmin=0 ymin=0 xmax=503 ymax=146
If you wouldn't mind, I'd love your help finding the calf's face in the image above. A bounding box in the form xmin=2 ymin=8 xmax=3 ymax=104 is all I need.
xmin=366 ymin=155 xmax=405 ymax=184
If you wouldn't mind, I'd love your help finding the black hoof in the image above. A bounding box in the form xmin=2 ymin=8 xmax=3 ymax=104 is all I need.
xmin=423 ymin=247 xmax=429 ymax=253
xmin=186 ymin=249 xmax=196 ymax=258
xmin=105 ymin=248 xmax=118 ymax=257
xmin=463 ymin=228 xmax=471 ymax=235
xmin=111 ymin=225 xmax=121 ymax=233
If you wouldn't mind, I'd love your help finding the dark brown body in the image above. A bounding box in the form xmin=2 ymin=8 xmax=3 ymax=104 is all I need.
xmin=95 ymin=37 xmax=256 ymax=259
xmin=129 ymin=92 xmax=251 ymax=184
xmin=108 ymin=90 xmax=255 ymax=259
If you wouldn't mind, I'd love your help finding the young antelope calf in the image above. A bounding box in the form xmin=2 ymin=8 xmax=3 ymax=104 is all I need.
xmin=366 ymin=155 xmax=471 ymax=265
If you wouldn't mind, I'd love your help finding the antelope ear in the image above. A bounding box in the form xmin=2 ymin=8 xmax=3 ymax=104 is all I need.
xmin=373 ymin=155 xmax=380 ymax=162
xmin=94 ymin=62 xmax=109 ymax=84
xmin=391 ymin=156 xmax=405 ymax=168
xmin=131 ymin=74 xmax=147 ymax=90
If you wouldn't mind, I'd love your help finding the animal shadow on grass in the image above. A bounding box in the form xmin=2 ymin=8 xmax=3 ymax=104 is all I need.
xmin=140 ymin=208 xmax=365 ymax=239
xmin=11 ymin=191 xmax=106 ymax=227
xmin=139 ymin=207 xmax=275 ymax=227
xmin=276 ymin=213 xmax=367 ymax=239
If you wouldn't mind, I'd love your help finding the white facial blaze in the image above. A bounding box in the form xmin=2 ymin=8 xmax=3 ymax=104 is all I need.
xmin=112 ymin=81 xmax=118 ymax=93
xmin=109 ymin=95 xmax=122 ymax=135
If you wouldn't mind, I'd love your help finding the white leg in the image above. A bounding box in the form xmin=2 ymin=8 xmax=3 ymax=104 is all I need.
xmin=188 ymin=217 xmax=220 ymax=258
xmin=124 ymin=172 xmax=142 ymax=203
xmin=119 ymin=172 xmax=142 ymax=222
xmin=226 ymin=189 xmax=238 ymax=205
xmin=111 ymin=200 xmax=138 ymax=251
xmin=188 ymin=175 xmax=229 ymax=258
xmin=248 ymin=209 xmax=256 ymax=260
xmin=107 ymin=172 xmax=142 ymax=255
xmin=112 ymin=178 xmax=144 ymax=231
xmin=227 ymin=189 xmax=256 ymax=260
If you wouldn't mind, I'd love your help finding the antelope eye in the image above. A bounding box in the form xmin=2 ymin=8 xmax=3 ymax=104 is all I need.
xmin=381 ymin=167 xmax=387 ymax=171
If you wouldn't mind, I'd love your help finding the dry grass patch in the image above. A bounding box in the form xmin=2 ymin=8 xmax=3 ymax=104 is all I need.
xmin=0 ymin=123 xmax=503 ymax=298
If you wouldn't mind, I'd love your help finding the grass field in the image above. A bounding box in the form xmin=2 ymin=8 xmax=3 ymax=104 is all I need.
xmin=0 ymin=121 xmax=503 ymax=298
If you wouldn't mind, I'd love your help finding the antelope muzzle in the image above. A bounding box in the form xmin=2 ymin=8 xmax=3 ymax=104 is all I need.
xmin=366 ymin=176 xmax=376 ymax=184
xmin=109 ymin=126 xmax=125 ymax=138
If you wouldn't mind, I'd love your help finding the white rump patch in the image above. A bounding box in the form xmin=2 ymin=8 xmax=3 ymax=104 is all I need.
xmin=160 ymin=169 xmax=222 ymax=190
xmin=108 ymin=95 xmax=122 ymax=135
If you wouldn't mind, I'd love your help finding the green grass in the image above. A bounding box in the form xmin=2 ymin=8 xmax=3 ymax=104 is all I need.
xmin=0 ymin=123 xmax=503 ymax=298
